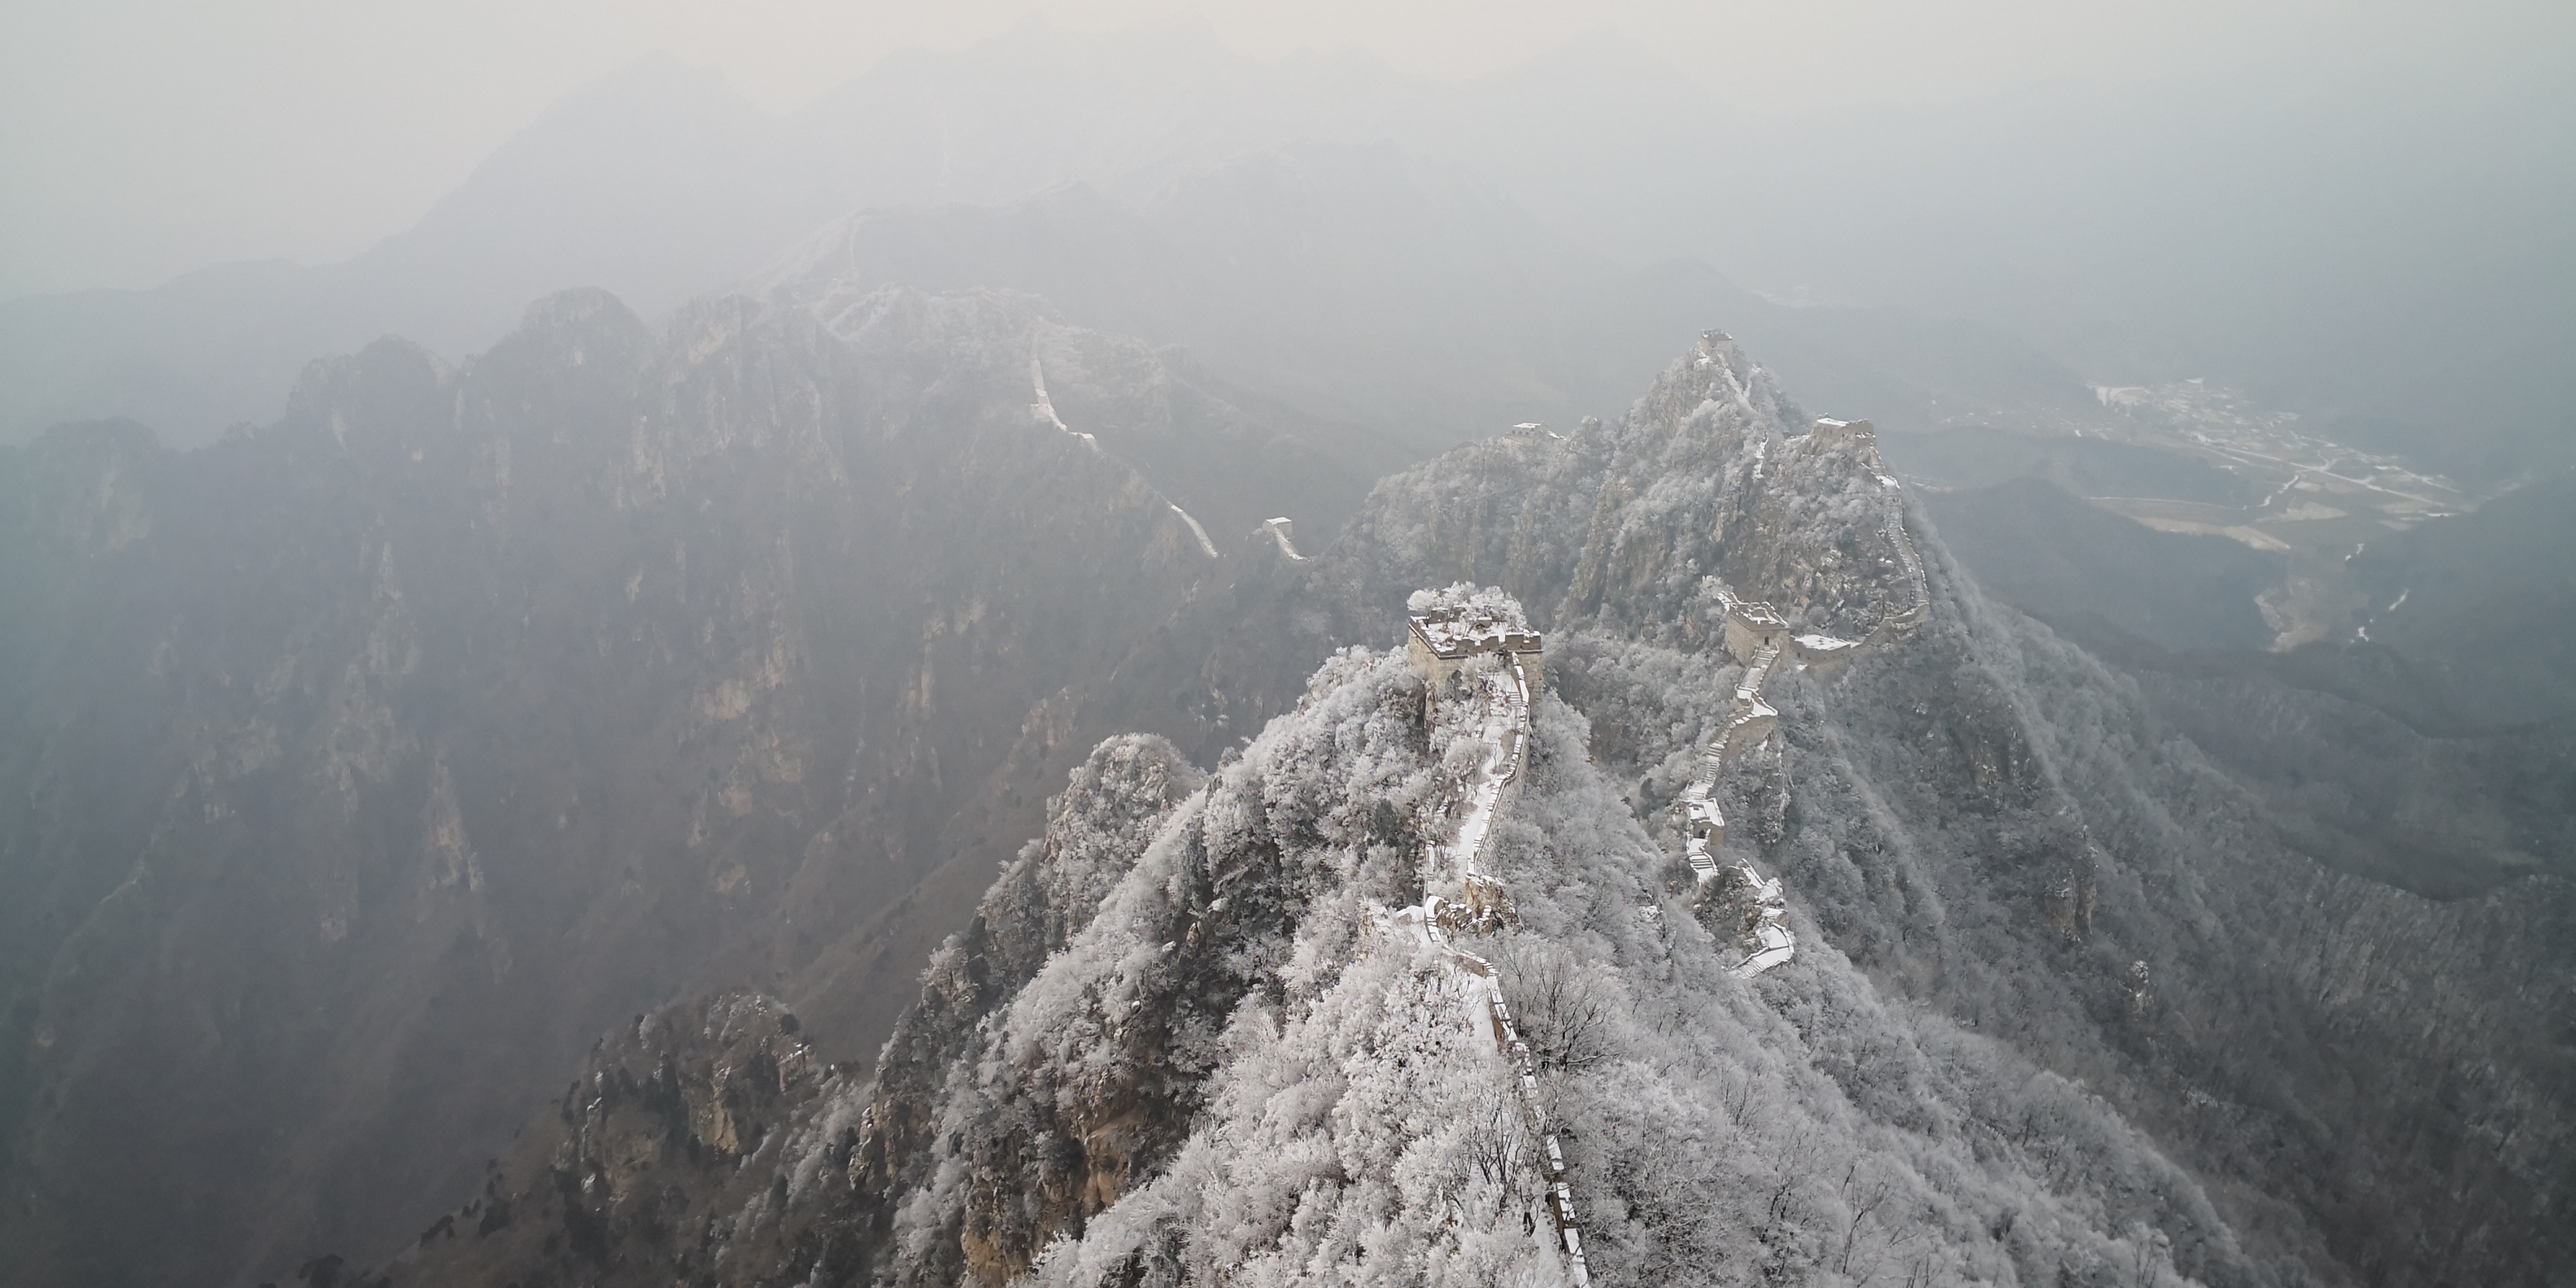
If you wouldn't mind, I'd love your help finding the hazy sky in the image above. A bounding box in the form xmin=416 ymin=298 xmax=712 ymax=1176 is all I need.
xmin=4 ymin=0 xmax=2568 ymax=299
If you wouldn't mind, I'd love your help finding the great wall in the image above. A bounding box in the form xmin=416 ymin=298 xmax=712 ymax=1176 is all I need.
xmin=1380 ymin=587 xmax=1587 ymax=1282
xmin=1368 ymin=395 xmax=1931 ymax=1284
xmin=1031 ymin=352 xmax=1221 ymax=559
xmin=1683 ymin=410 xmax=1927 ymax=980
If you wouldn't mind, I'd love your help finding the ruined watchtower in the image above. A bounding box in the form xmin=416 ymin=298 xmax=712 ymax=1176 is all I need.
xmin=1805 ymin=416 xmax=1877 ymax=449
xmin=1406 ymin=588 xmax=1543 ymax=691
xmin=1712 ymin=584 xmax=1790 ymax=667
xmin=1262 ymin=516 xmax=1304 ymax=560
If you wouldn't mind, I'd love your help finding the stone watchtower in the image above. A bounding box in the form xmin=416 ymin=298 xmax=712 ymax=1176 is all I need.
xmin=1406 ymin=589 xmax=1543 ymax=691
xmin=1711 ymin=584 xmax=1790 ymax=666
xmin=1805 ymin=416 xmax=1876 ymax=449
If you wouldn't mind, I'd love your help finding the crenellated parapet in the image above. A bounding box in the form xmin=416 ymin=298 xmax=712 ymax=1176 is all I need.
xmin=1869 ymin=495 xmax=1931 ymax=644
xmin=1792 ymin=414 xmax=1929 ymax=644
xmin=1664 ymin=405 xmax=1930 ymax=978
xmin=1716 ymin=644 xmax=1783 ymax=762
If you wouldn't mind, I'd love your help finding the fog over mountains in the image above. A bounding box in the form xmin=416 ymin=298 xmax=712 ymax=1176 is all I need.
xmin=3 ymin=12 xmax=2571 ymax=1288
xmin=7 ymin=18 xmax=2570 ymax=477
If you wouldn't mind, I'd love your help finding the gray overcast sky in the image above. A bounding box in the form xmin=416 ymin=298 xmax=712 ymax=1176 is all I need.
xmin=3 ymin=0 xmax=2568 ymax=299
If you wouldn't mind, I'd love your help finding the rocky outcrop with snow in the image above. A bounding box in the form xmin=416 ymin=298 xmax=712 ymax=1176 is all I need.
xmin=386 ymin=627 xmax=2272 ymax=1288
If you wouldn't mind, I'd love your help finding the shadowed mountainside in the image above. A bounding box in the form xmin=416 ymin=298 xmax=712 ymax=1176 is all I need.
xmin=0 ymin=284 xmax=1371 ymax=1287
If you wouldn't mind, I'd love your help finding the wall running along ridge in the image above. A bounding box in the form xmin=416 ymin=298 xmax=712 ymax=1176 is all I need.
xmin=1034 ymin=351 xmax=1220 ymax=558
xmin=1368 ymin=405 xmax=1935 ymax=1280
xmin=1683 ymin=426 xmax=1927 ymax=980
xmin=1382 ymin=617 xmax=1591 ymax=1283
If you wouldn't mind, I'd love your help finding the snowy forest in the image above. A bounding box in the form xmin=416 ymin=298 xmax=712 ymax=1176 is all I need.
xmin=4 ymin=8 xmax=2569 ymax=1288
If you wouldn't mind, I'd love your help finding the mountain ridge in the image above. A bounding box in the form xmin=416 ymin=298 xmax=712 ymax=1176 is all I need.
xmin=349 ymin=328 xmax=2572 ymax=1287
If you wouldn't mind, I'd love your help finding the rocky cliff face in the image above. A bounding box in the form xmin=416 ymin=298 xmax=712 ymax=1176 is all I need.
xmin=364 ymin=331 xmax=2570 ymax=1285
xmin=0 ymin=286 xmax=1358 ymax=1287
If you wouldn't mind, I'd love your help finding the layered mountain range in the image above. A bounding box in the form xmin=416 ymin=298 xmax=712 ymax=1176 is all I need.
xmin=10 ymin=18 xmax=2570 ymax=481
xmin=5 ymin=78 xmax=2572 ymax=1272
xmin=5 ymin=312 xmax=2534 ymax=1288
xmin=6 ymin=18 xmax=2573 ymax=1288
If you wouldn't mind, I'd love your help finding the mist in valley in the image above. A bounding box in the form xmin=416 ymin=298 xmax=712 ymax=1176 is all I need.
xmin=3 ymin=5 xmax=2571 ymax=1286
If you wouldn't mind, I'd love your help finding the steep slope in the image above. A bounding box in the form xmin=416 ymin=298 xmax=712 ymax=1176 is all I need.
xmin=2346 ymin=472 xmax=2576 ymax=727
xmin=1235 ymin=340 xmax=2576 ymax=1283
xmin=1920 ymin=477 xmax=2576 ymax=899
xmin=1235 ymin=345 xmax=2576 ymax=1283
xmin=0 ymin=286 xmax=1356 ymax=1287
xmin=388 ymin=626 xmax=2270 ymax=1288
xmin=377 ymin=329 xmax=2570 ymax=1287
